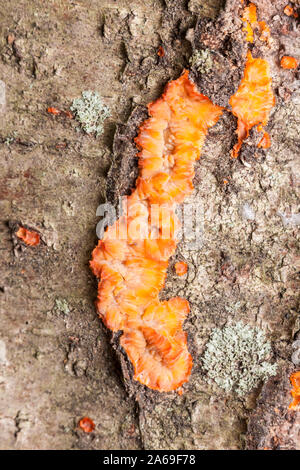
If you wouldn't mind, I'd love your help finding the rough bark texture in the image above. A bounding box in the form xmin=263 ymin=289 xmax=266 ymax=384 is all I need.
xmin=0 ymin=0 xmax=299 ymax=450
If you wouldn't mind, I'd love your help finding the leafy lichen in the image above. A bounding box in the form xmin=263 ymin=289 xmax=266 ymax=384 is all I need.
xmin=189 ymin=49 xmax=213 ymax=74
xmin=202 ymin=322 xmax=277 ymax=397
xmin=70 ymin=91 xmax=110 ymax=136
xmin=54 ymin=298 xmax=70 ymax=315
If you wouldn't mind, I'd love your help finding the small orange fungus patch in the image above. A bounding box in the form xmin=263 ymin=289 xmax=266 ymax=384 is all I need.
xmin=284 ymin=5 xmax=298 ymax=18
xmin=78 ymin=417 xmax=95 ymax=433
xmin=280 ymin=56 xmax=299 ymax=69
xmin=258 ymin=132 xmax=271 ymax=149
xmin=64 ymin=110 xmax=73 ymax=119
xmin=241 ymin=4 xmax=271 ymax=45
xmin=47 ymin=107 xmax=73 ymax=118
xmin=47 ymin=107 xmax=61 ymax=115
xmin=175 ymin=261 xmax=188 ymax=276
xmin=258 ymin=21 xmax=271 ymax=44
xmin=15 ymin=227 xmax=40 ymax=246
xmin=90 ymin=71 xmax=223 ymax=392
xmin=229 ymin=51 xmax=275 ymax=158
xmin=289 ymin=371 xmax=300 ymax=410
xmin=157 ymin=46 xmax=165 ymax=57
xmin=242 ymin=2 xmax=257 ymax=42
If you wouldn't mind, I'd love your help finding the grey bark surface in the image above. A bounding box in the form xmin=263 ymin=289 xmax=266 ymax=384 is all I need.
xmin=0 ymin=0 xmax=299 ymax=450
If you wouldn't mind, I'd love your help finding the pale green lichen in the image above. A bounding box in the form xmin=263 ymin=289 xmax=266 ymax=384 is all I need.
xmin=189 ymin=49 xmax=213 ymax=74
xmin=70 ymin=91 xmax=110 ymax=136
xmin=54 ymin=298 xmax=70 ymax=315
xmin=202 ymin=322 xmax=277 ymax=397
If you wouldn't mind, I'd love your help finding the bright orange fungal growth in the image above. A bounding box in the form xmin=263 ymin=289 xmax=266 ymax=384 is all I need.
xmin=258 ymin=132 xmax=271 ymax=149
xmin=90 ymin=70 xmax=223 ymax=392
xmin=229 ymin=51 xmax=275 ymax=158
xmin=289 ymin=371 xmax=300 ymax=409
xmin=47 ymin=107 xmax=61 ymax=115
xmin=175 ymin=261 xmax=188 ymax=276
xmin=242 ymin=2 xmax=257 ymax=43
xmin=241 ymin=4 xmax=271 ymax=45
xmin=280 ymin=55 xmax=299 ymax=69
xmin=284 ymin=5 xmax=298 ymax=18
xmin=258 ymin=21 xmax=271 ymax=44
xmin=78 ymin=417 xmax=95 ymax=433
xmin=15 ymin=227 xmax=40 ymax=246
xmin=157 ymin=46 xmax=165 ymax=57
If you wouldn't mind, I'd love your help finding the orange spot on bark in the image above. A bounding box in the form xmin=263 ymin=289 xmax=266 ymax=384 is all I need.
xmin=90 ymin=71 xmax=223 ymax=392
xmin=47 ymin=107 xmax=61 ymax=115
xmin=229 ymin=51 xmax=275 ymax=158
xmin=63 ymin=110 xmax=73 ymax=119
xmin=47 ymin=107 xmax=73 ymax=118
xmin=55 ymin=142 xmax=67 ymax=149
xmin=242 ymin=3 xmax=257 ymax=43
xmin=78 ymin=417 xmax=95 ymax=433
xmin=15 ymin=227 xmax=40 ymax=246
xmin=258 ymin=131 xmax=271 ymax=149
xmin=157 ymin=46 xmax=165 ymax=57
xmin=175 ymin=261 xmax=188 ymax=276
xmin=241 ymin=4 xmax=271 ymax=44
xmin=284 ymin=5 xmax=298 ymax=17
xmin=280 ymin=56 xmax=299 ymax=69
xmin=289 ymin=371 xmax=300 ymax=409
xmin=258 ymin=21 xmax=271 ymax=44
xmin=7 ymin=33 xmax=15 ymax=45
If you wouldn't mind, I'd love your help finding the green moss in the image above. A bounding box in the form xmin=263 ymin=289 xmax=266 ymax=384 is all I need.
xmin=70 ymin=90 xmax=110 ymax=136
xmin=202 ymin=322 xmax=277 ymax=397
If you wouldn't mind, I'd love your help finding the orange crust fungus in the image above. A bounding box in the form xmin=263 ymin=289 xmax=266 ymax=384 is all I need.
xmin=241 ymin=3 xmax=271 ymax=45
xmin=15 ymin=227 xmax=40 ymax=246
xmin=257 ymin=132 xmax=271 ymax=149
xmin=90 ymin=71 xmax=223 ymax=392
xmin=280 ymin=56 xmax=299 ymax=69
xmin=229 ymin=51 xmax=275 ymax=158
xmin=78 ymin=417 xmax=95 ymax=433
xmin=241 ymin=2 xmax=257 ymax=43
xmin=289 ymin=371 xmax=300 ymax=410
xmin=157 ymin=46 xmax=165 ymax=57
xmin=284 ymin=5 xmax=298 ymax=18
xmin=47 ymin=107 xmax=61 ymax=115
xmin=175 ymin=261 xmax=188 ymax=276
xmin=258 ymin=21 xmax=271 ymax=44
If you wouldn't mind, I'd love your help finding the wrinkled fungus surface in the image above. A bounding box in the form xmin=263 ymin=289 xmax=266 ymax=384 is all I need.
xmin=289 ymin=371 xmax=300 ymax=409
xmin=229 ymin=51 xmax=275 ymax=158
xmin=15 ymin=227 xmax=40 ymax=246
xmin=90 ymin=71 xmax=223 ymax=392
